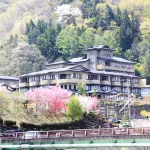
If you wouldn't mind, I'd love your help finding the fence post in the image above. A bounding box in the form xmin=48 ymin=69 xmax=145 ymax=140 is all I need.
xmin=85 ymin=130 xmax=87 ymax=136
xmin=112 ymin=128 xmax=114 ymax=136
xmin=127 ymin=128 xmax=129 ymax=135
xmin=47 ymin=131 xmax=49 ymax=138
xmin=72 ymin=130 xmax=74 ymax=137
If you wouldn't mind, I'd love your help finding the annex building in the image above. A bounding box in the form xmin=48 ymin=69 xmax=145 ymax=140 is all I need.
xmin=19 ymin=45 xmax=143 ymax=101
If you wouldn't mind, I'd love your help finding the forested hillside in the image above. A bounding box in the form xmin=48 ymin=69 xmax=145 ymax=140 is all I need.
xmin=0 ymin=0 xmax=150 ymax=80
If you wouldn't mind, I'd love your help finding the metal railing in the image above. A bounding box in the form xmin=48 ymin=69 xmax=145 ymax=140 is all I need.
xmin=1 ymin=127 xmax=150 ymax=141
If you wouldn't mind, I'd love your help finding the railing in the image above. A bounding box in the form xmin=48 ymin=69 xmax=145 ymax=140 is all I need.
xmin=2 ymin=127 xmax=150 ymax=141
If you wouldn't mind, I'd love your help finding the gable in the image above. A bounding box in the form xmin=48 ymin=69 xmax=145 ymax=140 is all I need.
xmin=69 ymin=65 xmax=90 ymax=72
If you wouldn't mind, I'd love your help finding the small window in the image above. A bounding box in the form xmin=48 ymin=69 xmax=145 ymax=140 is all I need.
xmin=74 ymin=85 xmax=76 ymax=90
xmin=79 ymin=74 xmax=82 ymax=79
xmin=61 ymin=85 xmax=63 ymax=89
xmin=42 ymin=75 xmax=47 ymax=80
xmin=50 ymin=75 xmax=55 ymax=80
xmin=73 ymin=73 xmax=78 ymax=78
xmin=69 ymin=85 xmax=71 ymax=89
xmin=64 ymin=85 xmax=67 ymax=89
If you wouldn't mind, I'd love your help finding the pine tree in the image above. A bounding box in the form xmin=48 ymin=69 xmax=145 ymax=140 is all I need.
xmin=115 ymin=7 xmax=122 ymax=26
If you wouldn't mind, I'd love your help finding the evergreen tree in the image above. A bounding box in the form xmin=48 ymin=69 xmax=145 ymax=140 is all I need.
xmin=115 ymin=7 xmax=122 ymax=26
xmin=119 ymin=10 xmax=132 ymax=51
xmin=105 ymin=4 xmax=115 ymax=24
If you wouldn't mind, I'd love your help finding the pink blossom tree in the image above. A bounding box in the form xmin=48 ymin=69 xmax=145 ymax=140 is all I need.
xmin=25 ymin=86 xmax=98 ymax=116
xmin=25 ymin=86 xmax=72 ymax=114
xmin=77 ymin=96 xmax=98 ymax=111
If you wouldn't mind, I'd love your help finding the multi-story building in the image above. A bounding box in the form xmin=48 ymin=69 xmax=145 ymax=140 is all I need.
xmin=0 ymin=76 xmax=18 ymax=86
xmin=19 ymin=45 xmax=142 ymax=101
xmin=0 ymin=76 xmax=19 ymax=91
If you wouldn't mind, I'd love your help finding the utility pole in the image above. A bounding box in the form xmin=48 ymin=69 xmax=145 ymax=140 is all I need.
xmin=127 ymin=78 xmax=131 ymax=121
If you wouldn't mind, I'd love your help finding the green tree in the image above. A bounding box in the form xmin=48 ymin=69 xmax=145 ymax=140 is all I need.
xmin=79 ymin=28 xmax=95 ymax=54
xmin=121 ymin=114 xmax=128 ymax=126
xmin=0 ymin=41 xmax=46 ymax=76
xmin=115 ymin=7 xmax=122 ymax=26
xmin=105 ymin=4 xmax=115 ymax=25
xmin=0 ymin=91 xmax=9 ymax=118
xmin=78 ymin=83 xmax=86 ymax=96
xmin=37 ymin=27 xmax=58 ymax=61
xmin=56 ymin=25 xmax=80 ymax=59
xmin=66 ymin=96 xmax=83 ymax=121
xmin=141 ymin=51 xmax=150 ymax=77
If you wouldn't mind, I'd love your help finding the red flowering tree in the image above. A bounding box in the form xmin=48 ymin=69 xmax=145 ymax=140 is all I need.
xmin=25 ymin=86 xmax=99 ymax=116
xmin=25 ymin=86 xmax=72 ymax=114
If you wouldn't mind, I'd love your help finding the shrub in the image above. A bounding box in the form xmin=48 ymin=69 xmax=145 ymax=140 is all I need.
xmin=4 ymin=120 xmax=16 ymax=127
xmin=20 ymin=122 xmax=40 ymax=130
xmin=0 ymin=118 xmax=3 ymax=125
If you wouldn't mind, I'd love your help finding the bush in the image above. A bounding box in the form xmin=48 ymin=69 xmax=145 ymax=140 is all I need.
xmin=0 ymin=118 xmax=3 ymax=125
xmin=20 ymin=122 xmax=40 ymax=130
xmin=4 ymin=120 xmax=16 ymax=127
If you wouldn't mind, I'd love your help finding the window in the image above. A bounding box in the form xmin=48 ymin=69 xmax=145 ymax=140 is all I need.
xmin=31 ymin=76 xmax=40 ymax=82
xmin=59 ymin=74 xmax=66 ymax=79
xmin=64 ymin=85 xmax=67 ymax=89
xmin=101 ymin=76 xmax=109 ymax=81
xmin=91 ymin=85 xmax=100 ymax=90
xmin=122 ymin=64 xmax=126 ymax=68
xmin=74 ymin=85 xmax=76 ymax=90
xmin=88 ymin=75 xmax=98 ymax=80
xmin=42 ymin=75 xmax=47 ymax=80
xmin=86 ymin=85 xmax=91 ymax=91
xmin=79 ymin=74 xmax=82 ymax=79
xmin=73 ymin=73 xmax=78 ymax=78
xmin=21 ymin=78 xmax=29 ymax=83
xmin=69 ymin=85 xmax=71 ymax=89
xmin=31 ymin=76 xmax=35 ymax=82
xmin=61 ymin=85 xmax=63 ymax=89
xmin=105 ymin=61 xmax=111 ymax=66
xmin=101 ymin=86 xmax=110 ymax=91
xmin=50 ymin=75 xmax=55 ymax=80
xmin=111 ymin=76 xmax=120 ymax=82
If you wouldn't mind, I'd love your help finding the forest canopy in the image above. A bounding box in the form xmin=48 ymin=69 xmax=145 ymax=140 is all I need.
xmin=0 ymin=0 xmax=150 ymax=79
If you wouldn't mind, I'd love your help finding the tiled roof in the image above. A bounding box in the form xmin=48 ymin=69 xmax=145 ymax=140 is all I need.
xmin=98 ymin=57 xmax=135 ymax=64
xmin=47 ymin=57 xmax=89 ymax=66
xmin=0 ymin=76 xmax=19 ymax=80
xmin=112 ymin=57 xmax=135 ymax=64
xmin=20 ymin=65 xmax=89 ymax=77
xmin=90 ymin=70 xmax=138 ymax=78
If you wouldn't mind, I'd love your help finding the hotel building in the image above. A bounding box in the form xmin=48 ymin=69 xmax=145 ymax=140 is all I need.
xmin=19 ymin=45 xmax=142 ymax=101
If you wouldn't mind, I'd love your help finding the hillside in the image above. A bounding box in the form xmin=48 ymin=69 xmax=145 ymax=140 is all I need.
xmin=0 ymin=0 xmax=150 ymax=79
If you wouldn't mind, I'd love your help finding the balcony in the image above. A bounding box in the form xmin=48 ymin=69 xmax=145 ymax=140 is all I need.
xmin=87 ymin=80 xmax=100 ymax=84
xmin=19 ymin=82 xmax=29 ymax=87
xmin=59 ymin=78 xmax=82 ymax=84
xmin=40 ymin=80 xmax=51 ymax=85
xmin=97 ymin=64 xmax=105 ymax=70
xmin=29 ymin=81 xmax=40 ymax=86
xmin=132 ymin=83 xmax=140 ymax=87
xmin=111 ymin=81 xmax=121 ymax=86
xmin=101 ymin=80 xmax=111 ymax=85
xmin=97 ymin=64 xmax=134 ymax=72
xmin=121 ymin=82 xmax=131 ymax=87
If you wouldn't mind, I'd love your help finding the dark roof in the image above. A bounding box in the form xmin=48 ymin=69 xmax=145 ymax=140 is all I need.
xmin=20 ymin=65 xmax=90 ymax=77
xmin=47 ymin=57 xmax=89 ymax=66
xmin=97 ymin=57 xmax=135 ymax=64
xmin=87 ymin=45 xmax=115 ymax=51
xmin=0 ymin=76 xmax=18 ymax=80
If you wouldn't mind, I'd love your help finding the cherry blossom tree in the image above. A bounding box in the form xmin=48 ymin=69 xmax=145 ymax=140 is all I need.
xmin=25 ymin=86 xmax=98 ymax=116
xmin=25 ymin=86 xmax=72 ymax=114
xmin=78 ymin=96 xmax=98 ymax=111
